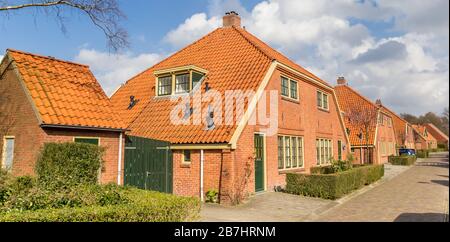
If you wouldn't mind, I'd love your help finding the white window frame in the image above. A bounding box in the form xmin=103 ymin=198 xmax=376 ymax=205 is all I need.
xmin=317 ymin=90 xmax=329 ymax=111
xmin=316 ymin=138 xmax=333 ymax=165
xmin=2 ymin=136 xmax=15 ymax=171
xmin=182 ymin=150 xmax=192 ymax=165
xmin=155 ymin=69 xmax=206 ymax=97
xmin=280 ymin=75 xmax=299 ymax=101
xmin=278 ymin=135 xmax=304 ymax=171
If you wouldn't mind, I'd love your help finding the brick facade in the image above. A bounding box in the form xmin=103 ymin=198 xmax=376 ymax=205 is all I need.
xmin=170 ymin=67 xmax=350 ymax=203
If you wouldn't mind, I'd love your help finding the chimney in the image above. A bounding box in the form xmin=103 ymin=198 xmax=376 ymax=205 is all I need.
xmin=375 ymin=99 xmax=382 ymax=107
xmin=223 ymin=11 xmax=241 ymax=28
xmin=337 ymin=76 xmax=347 ymax=85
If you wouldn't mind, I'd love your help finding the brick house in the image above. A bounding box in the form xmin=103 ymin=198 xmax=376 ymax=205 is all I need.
xmin=424 ymin=123 xmax=449 ymax=149
xmin=110 ymin=12 xmax=350 ymax=203
xmin=334 ymin=78 xmax=396 ymax=164
xmin=412 ymin=124 xmax=438 ymax=150
xmin=378 ymin=103 xmax=416 ymax=151
xmin=0 ymin=49 xmax=126 ymax=184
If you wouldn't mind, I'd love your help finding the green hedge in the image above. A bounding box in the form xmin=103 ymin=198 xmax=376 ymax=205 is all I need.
xmin=389 ymin=155 xmax=417 ymax=166
xmin=286 ymin=165 xmax=384 ymax=200
xmin=36 ymin=142 xmax=104 ymax=188
xmin=0 ymin=187 xmax=200 ymax=222
xmin=416 ymin=149 xmax=429 ymax=158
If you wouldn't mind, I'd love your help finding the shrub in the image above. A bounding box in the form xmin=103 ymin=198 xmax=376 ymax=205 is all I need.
xmin=416 ymin=149 xmax=429 ymax=158
xmin=205 ymin=189 xmax=219 ymax=203
xmin=0 ymin=188 xmax=200 ymax=222
xmin=286 ymin=165 xmax=384 ymax=200
xmin=35 ymin=142 xmax=104 ymax=188
xmin=389 ymin=155 xmax=416 ymax=166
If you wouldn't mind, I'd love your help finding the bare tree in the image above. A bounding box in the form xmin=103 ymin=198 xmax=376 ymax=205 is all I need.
xmin=345 ymin=107 xmax=379 ymax=164
xmin=0 ymin=0 xmax=128 ymax=51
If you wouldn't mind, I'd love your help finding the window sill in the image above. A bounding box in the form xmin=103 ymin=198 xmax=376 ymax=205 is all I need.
xmin=317 ymin=107 xmax=330 ymax=113
xmin=281 ymin=96 xmax=300 ymax=104
xmin=180 ymin=163 xmax=191 ymax=168
xmin=278 ymin=167 xmax=305 ymax=174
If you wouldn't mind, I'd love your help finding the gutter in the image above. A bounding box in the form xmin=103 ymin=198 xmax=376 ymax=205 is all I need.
xmin=200 ymin=149 xmax=204 ymax=202
xmin=40 ymin=124 xmax=128 ymax=132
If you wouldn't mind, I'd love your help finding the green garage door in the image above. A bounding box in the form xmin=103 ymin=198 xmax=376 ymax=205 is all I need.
xmin=124 ymin=136 xmax=173 ymax=193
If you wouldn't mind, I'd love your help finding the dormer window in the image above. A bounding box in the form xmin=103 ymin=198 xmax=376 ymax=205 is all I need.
xmin=155 ymin=65 xmax=207 ymax=97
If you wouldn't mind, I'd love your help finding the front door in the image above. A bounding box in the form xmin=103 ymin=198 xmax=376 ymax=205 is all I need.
xmin=254 ymin=134 xmax=265 ymax=192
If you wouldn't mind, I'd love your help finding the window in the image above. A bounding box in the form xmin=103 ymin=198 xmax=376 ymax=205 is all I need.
xmin=316 ymin=138 xmax=333 ymax=165
xmin=74 ymin=137 xmax=99 ymax=146
xmin=281 ymin=76 xmax=299 ymax=100
xmin=175 ymin=73 xmax=190 ymax=94
xmin=290 ymin=80 xmax=298 ymax=99
xmin=278 ymin=135 xmax=304 ymax=170
xmin=277 ymin=136 xmax=284 ymax=169
xmin=158 ymin=76 xmax=172 ymax=96
xmin=281 ymin=77 xmax=289 ymax=97
xmin=285 ymin=136 xmax=291 ymax=168
xmin=183 ymin=150 xmax=191 ymax=164
xmin=156 ymin=68 xmax=205 ymax=96
xmin=317 ymin=91 xmax=329 ymax=110
xmin=2 ymin=137 xmax=15 ymax=171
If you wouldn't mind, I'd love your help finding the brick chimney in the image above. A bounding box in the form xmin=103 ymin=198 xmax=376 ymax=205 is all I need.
xmin=223 ymin=11 xmax=241 ymax=28
xmin=337 ymin=76 xmax=347 ymax=85
xmin=375 ymin=99 xmax=382 ymax=107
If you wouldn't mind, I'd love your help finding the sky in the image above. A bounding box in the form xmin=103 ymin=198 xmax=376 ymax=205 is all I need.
xmin=0 ymin=0 xmax=448 ymax=116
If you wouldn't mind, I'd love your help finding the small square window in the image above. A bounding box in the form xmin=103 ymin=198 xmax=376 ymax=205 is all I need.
xmin=158 ymin=76 xmax=172 ymax=96
xmin=183 ymin=150 xmax=191 ymax=164
xmin=175 ymin=73 xmax=190 ymax=94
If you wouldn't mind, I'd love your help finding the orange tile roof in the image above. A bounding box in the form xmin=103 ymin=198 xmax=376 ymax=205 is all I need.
xmin=380 ymin=106 xmax=409 ymax=145
xmin=412 ymin=125 xmax=437 ymax=142
xmin=334 ymin=84 xmax=379 ymax=146
xmin=110 ymin=26 xmax=333 ymax=144
xmin=6 ymin=49 xmax=125 ymax=130
xmin=424 ymin=123 xmax=449 ymax=142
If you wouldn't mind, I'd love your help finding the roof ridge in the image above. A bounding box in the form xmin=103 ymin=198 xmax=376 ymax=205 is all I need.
xmin=119 ymin=28 xmax=223 ymax=88
xmin=231 ymin=26 xmax=275 ymax=61
xmin=381 ymin=105 xmax=409 ymax=125
xmin=335 ymin=84 xmax=379 ymax=110
xmin=233 ymin=27 xmax=331 ymax=87
xmin=7 ymin=49 xmax=89 ymax=68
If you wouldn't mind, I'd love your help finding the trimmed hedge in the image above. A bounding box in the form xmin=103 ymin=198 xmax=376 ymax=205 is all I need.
xmin=416 ymin=149 xmax=429 ymax=158
xmin=389 ymin=155 xmax=416 ymax=166
xmin=286 ymin=165 xmax=384 ymax=200
xmin=0 ymin=187 xmax=200 ymax=222
xmin=36 ymin=142 xmax=104 ymax=188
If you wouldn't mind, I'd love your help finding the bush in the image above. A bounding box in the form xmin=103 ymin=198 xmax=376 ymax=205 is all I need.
xmin=36 ymin=143 xmax=104 ymax=188
xmin=286 ymin=165 xmax=384 ymax=200
xmin=389 ymin=155 xmax=417 ymax=166
xmin=0 ymin=188 xmax=200 ymax=222
xmin=416 ymin=149 xmax=429 ymax=158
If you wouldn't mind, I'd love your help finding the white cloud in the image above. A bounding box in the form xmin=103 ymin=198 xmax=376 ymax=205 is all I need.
xmin=0 ymin=55 xmax=4 ymax=61
xmin=74 ymin=49 xmax=164 ymax=96
xmin=163 ymin=13 xmax=221 ymax=48
xmin=163 ymin=0 xmax=448 ymax=115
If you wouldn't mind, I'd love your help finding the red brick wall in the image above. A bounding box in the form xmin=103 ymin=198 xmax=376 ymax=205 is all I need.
xmin=172 ymin=149 xmax=222 ymax=198
xmin=0 ymin=60 xmax=124 ymax=184
xmin=376 ymin=113 xmax=397 ymax=164
xmin=218 ymin=67 xmax=350 ymax=201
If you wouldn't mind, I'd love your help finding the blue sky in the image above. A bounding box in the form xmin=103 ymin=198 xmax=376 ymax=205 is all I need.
xmin=0 ymin=0 xmax=448 ymax=115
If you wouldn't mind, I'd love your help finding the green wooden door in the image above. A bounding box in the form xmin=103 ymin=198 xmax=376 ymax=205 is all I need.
xmin=254 ymin=134 xmax=265 ymax=192
xmin=124 ymin=136 xmax=173 ymax=193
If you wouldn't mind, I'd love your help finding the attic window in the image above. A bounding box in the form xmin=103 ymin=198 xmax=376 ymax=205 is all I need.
xmin=154 ymin=65 xmax=207 ymax=97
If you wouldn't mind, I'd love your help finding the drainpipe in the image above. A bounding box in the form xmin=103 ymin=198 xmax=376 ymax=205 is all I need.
xmin=200 ymin=149 xmax=204 ymax=202
xmin=117 ymin=132 xmax=123 ymax=185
